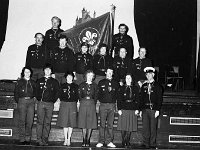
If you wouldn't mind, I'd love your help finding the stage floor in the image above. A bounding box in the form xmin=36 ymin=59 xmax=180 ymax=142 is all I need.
xmin=0 ymin=140 xmax=200 ymax=150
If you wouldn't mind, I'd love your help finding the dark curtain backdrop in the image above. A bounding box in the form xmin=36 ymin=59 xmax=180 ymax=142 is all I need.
xmin=134 ymin=0 xmax=197 ymax=89
xmin=0 ymin=0 xmax=9 ymax=51
xmin=197 ymin=38 xmax=200 ymax=93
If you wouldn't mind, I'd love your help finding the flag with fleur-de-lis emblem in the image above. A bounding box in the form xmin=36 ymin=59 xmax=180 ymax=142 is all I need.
xmin=61 ymin=12 xmax=111 ymax=56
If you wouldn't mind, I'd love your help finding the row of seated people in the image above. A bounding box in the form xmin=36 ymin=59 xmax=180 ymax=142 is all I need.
xmin=15 ymin=65 xmax=163 ymax=149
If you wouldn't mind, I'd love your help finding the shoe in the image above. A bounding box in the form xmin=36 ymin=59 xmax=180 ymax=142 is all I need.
xmin=107 ymin=142 xmax=116 ymax=148
xmin=82 ymin=139 xmax=86 ymax=147
xmin=63 ymin=141 xmax=67 ymax=146
xmin=85 ymin=139 xmax=90 ymax=147
xmin=24 ymin=141 xmax=31 ymax=145
xmin=43 ymin=141 xmax=48 ymax=146
xmin=150 ymin=146 xmax=158 ymax=149
xmin=122 ymin=141 xmax=126 ymax=148
xmin=140 ymin=144 xmax=150 ymax=149
xmin=19 ymin=141 xmax=26 ymax=145
xmin=126 ymin=142 xmax=131 ymax=148
xmin=36 ymin=141 xmax=44 ymax=146
xmin=96 ymin=143 xmax=103 ymax=148
xmin=67 ymin=139 xmax=71 ymax=146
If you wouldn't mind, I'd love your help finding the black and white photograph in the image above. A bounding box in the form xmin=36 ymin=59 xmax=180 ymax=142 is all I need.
xmin=0 ymin=0 xmax=199 ymax=149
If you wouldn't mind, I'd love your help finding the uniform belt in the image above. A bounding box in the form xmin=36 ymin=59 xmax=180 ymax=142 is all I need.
xmin=99 ymin=69 xmax=106 ymax=72
xmin=85 ymin=96 xmax=92 ymax=99
xmin=22 ymin=97 xmax=33 ymax=100
xmin=145 ymin=103 xmax=153 ymax=106
xmin=125 ymin=99 xmax=133 ymax=102
xmin=100 ymin=102 xmax=115 ymax=105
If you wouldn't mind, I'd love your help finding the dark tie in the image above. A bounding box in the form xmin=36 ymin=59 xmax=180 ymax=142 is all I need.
xmin=87 ymin=84 xmax=91 ymax=95
xmin=127 ymin=86 xmax=132 ymax=98
xmin=139 ymin=59 xmax=142 ymax=70
xmin=98 ymin=56 xmax=105 ymax=68
xmin=44 ymin=78 xmax=48 ymax=89
xmin=147 ymin=83 xmax=151 ymax=95
xmin=121 ymin=58 xmax=124 ymax=68
xmin=68 ymin=85 xmax=70 ymax=99
xmin=83 ymin=54 xmax=87 ymax=65
xmin=108 ymin=82 xmax=112 ymax=92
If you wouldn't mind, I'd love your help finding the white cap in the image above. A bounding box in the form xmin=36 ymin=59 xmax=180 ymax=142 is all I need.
xmin=144 ymin=67 xmax=155 ymax=73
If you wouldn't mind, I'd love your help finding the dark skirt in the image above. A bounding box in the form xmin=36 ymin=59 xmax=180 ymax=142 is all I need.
xmin=117 ymin=110 xmax=138 ymax=131
xmin=57 ymin=101 xmax=77 ymax=128
xmin=78 ymin=99 xmax=97 ymax=129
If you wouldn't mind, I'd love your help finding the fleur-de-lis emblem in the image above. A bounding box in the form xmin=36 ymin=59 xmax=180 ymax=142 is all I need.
xmin=79 ymin=27 xmax=100 ymax=55
xmin=82 ymin=31 xmax=97 ymax=46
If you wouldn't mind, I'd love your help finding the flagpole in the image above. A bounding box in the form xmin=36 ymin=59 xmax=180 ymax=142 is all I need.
xmin=110 ymin=4 xmax=116 ymax=57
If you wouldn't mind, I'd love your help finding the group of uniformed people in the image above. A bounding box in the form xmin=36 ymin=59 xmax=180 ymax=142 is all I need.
xmin=14 ymin=16 xmax=163 ymax=149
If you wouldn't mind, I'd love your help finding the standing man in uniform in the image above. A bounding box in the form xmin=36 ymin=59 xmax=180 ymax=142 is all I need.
xmin=14 ymin=67 xmax=36 ymax=145
xmin=96 ymin=67 xmax=119 ymax=148
xmin=132 ymin=47 xmax=152 ymax=88
xmin=35 ymin=64 xmax=60 ymax=146
xmin=45 ymin=16 xmax=64 ymax=62
xmin=74 ymin=42 xmax=93 ymax=85
xmin=51 ymin=35 xmax=75 ymax=84
xmin=113 ymin=47 xmax=132 ymax=85
xmin=112 ymin=24 xmax=134 ymax=59
xmin=25 ymin=33 xmax=46 ymax=81
xmin=139 ymin=67 xmax=163 ymax=149
xmin=93 ymin=43 xmax=113 ymax=84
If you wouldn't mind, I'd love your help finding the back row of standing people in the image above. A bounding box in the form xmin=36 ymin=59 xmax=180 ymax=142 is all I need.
xmin=25 ymin=16 xmax=152 ymax=86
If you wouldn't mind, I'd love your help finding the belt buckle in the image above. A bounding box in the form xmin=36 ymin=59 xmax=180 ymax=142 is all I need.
xmin=146 ymin=103 xmax=153 ymax=109
xmin=126 ymin=100 xmax=132 ymax=102
xmin=149 ymin=104 xmax=153 ymax=109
